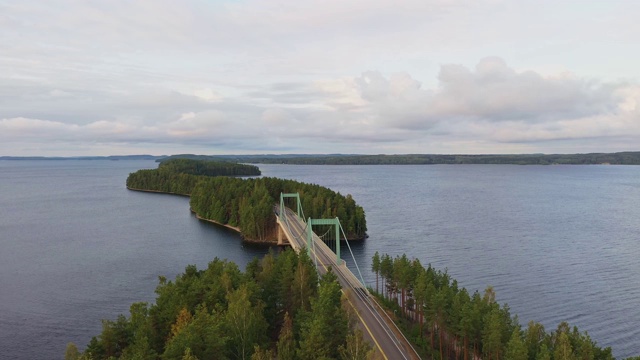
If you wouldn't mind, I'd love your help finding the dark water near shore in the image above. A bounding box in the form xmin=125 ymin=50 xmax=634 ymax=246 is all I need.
xmin=1 ymin=161 xmax=639 ymax=358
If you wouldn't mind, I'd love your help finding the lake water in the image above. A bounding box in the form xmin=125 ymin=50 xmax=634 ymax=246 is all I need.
xmin=0 ymin=161 xmax=638 ymax=359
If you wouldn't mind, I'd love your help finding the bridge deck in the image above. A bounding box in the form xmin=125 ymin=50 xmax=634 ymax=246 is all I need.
xmin=275 ymin=206 xmax=420 ymax=360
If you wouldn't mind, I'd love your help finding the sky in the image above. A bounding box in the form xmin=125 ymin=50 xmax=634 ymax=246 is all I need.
xmin=1 ymin=0 xmax=639 ymax=156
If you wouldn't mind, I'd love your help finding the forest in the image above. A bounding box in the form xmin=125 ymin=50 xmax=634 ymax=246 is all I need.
xmin=64 ymin=250 xmax=374 ymax=360
xmin=154 ymin=152 xmax=640 ymax=166
xmin=156 ymin=158 xmax=261 ymax=177
xmin=371 ymin=252 xmax=639 ymax=360
xmin=5 ymin=151 xmax=640 ymax=165
xmin=126 ymin=160 xmax=367 ymax=241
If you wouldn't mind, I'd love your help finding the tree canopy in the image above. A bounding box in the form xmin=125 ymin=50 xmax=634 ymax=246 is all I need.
xmin=153 ymin=152 xmax=640 ymax=166
xmin=126 ymin=160 xmax=367 ymax=241
xmin=71 ymin=250 xmax=361 ymax=360
xmin=158 ymin=158 xmax=261 ymax=177
xmin=371 ymin=252 xmax=636 ymax=360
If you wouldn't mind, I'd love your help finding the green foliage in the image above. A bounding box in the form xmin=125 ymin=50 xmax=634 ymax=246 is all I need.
xmin=162 ymin=305 xmax=228 ymax=360
xmin=225 ymin=284 xmax=268 ymax=360
xmin=506 ymin=328 xmax=528 ymax=360
xmin=371 ymin=251 xmax=380 ymax=293
xmin=126 ymin=162 xmax=367 ymax=241
xmin=180 ymin=348 xmax=198 ymax=360
xmin=249 ymin=345 xmax=274 ymax=360
xmin=276 ymin=312 xmax=296 ymax=360
xmin=338 ymin=329 xmax=374 ymax=360
xmin=219 ymin=151 xmax=640 ymax=165
xmin=65 ymin=343 xmax=81 ymax=360
xmin=77 ymin=250 xmax=362 ymax=360
xmin=297 ymin=269 xmax=349 ymax=360
xmin=536 ymin=344 xmax=551 ymax=360
xmin=371 ymin=252 xmax=624 ymax=360
xmin=554 ymin=331 xmax=574 ymax=360
xmin=158 ymin=158 xmax=260 ymax=177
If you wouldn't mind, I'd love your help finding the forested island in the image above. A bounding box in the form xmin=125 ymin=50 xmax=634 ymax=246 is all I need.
xmin=156 ymin=151 xmax=640 ymax=165
xmin=370 ymin=252 xmax=640 ymax=360
xmin=126 ymin=159 xmax=367 ymax=241
xmin=65 ymin=250 xmax=373 ymax=360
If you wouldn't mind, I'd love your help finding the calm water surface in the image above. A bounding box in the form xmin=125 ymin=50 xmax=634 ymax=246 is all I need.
xmin=0 ymin=161 xmax=638 ymax=358
xmin=0 ymin=160 xmax=271 ymax=360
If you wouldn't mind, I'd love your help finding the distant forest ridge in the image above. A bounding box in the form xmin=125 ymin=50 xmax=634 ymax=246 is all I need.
xmin=158 ymin=151 xmax=640 ymax=165
xmin=3 ymin=151 xmax=640 ymax=165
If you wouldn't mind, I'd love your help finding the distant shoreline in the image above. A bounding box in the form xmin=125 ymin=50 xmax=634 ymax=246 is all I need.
xmin=5 ymin=151 xmax=640 ymax=165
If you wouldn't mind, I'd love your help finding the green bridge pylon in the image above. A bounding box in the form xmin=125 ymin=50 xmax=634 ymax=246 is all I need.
xmin=280 ymin=193 xmax=302 ymax=218
xmin=307 ymin=217 xmax=342 ymax=265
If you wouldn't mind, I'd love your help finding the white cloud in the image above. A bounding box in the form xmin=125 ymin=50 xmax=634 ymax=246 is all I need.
xmin=192 ymin=88 xmax=222 ymax=102
xmin=4 ymin=57 xmax=638 ymax=155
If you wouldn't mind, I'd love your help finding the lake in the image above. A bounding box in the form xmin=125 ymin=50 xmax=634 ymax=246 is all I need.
xmin=0 ymin=160 xmax=638 ymax=358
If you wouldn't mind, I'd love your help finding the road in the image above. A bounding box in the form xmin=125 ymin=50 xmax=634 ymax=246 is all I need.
xmin=276 ymin=206 xmax=420 ymax=360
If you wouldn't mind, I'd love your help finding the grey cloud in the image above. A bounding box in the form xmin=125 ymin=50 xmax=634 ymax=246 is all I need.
xmin=349 ymin=58 xmax=628 ymax=136
xmin=432 ymin=57 xmax=620 ymax=122
xmin=246 ymin=83 xmax=330 ymax=105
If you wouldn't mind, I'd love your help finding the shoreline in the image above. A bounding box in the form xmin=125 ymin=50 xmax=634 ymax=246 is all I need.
xmin=126 ymin=186 xmax=191 ymax=197
xmin=127 ymin=186 xmax=365 ymax=242
xmin=191 ymin=210 xmax=278 ymax=245
xmin=190 ymin=209 xmax=242 ymax=233
xmin=127 ymin=186 xmax=278 ymax=244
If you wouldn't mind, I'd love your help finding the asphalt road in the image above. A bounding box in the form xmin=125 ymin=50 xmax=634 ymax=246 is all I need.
xmin=277 ymin=206 xmax=420 ymax=360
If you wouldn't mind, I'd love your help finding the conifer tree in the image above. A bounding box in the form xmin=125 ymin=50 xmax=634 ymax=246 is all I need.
xmin=225 ymin=284 xmax=268 ymax=360
xmin=338 ymin=329 xmax=374 ymax=360
xmin=276 ymin=312 xmax=296 ymax=360
xmin=297 ymin=270 xmax=348 ymax=360
xmin=554 ymin=332 xmax=575 ymax=360
xmin=536 ymin=344 xmax=551 ymax=360
xmin=506 ymin=328 xmax=528 ymax=360
xmin=372 ymin=251 xmax=380 ymax=293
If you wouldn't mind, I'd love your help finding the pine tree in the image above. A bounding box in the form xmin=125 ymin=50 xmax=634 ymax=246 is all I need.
xmin=297 ymin=270 xmax=348 ymax=360
xmin=181 ymin=347 xmax=199 ymax=360
xmin=250 ymin=345 xmax=274 ymax=360
xmin=372 ymin=252 xmax=380 ymax=294
xmin=225 ymin=284 xmax=268 ymax=360
xmin=554 ymin=332 xmax=575 ymax=360
xmin=163 ymin=305 xmax=228 ymax=360
xmin=64 ymin=343 xmax=80 ymax=360
xmin=276 ymin=312 xmax=296 ymax=360
xmin=483 ymin=307 xmax=504 ymax=360
xmin=536 ymin=344 xmax=551 ymax=360
xmin=338 ymin=329 xmax=374 ymax=360
xmin=506 ymin=328 xmax=528 ymax=360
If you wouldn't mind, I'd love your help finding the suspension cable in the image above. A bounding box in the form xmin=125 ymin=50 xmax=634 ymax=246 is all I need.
xmin=339 ymin=224 xmax=367 ymax=287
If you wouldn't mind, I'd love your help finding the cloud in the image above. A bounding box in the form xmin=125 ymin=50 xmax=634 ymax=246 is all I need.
xmin=4 ymin=57 xmax=638 ymax=155
xmin=192 ymin=89 xmax=222 ymax=103
xmin=2 ymin=0 xmax=640 ymax=155
xmin=430 ymin=57 xmax=619 ymax=123
xmin=339 ymin=58 xmax=636 ymax=146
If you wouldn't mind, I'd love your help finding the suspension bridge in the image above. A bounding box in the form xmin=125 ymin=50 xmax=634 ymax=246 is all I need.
xmin=275 ymin=193 xmax=421 ymax=360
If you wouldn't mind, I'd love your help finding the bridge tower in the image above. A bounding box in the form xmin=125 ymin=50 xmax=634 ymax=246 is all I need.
xmin=307 ymin=217 xmax=342 ymax=265
xmin=280 ymin=193 xmax=302 ymax=217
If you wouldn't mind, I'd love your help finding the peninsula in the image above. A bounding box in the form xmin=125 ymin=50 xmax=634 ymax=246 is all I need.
xmin=126 ymin=159 xmax=367 ymax=242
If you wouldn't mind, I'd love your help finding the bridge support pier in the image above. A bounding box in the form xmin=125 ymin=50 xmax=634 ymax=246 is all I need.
xmin=277 ymin=226 xmax=284 ymax=245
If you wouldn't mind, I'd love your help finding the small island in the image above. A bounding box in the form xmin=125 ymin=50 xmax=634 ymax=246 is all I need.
xmin=126 ymin=159 xmax=367 ymax=242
